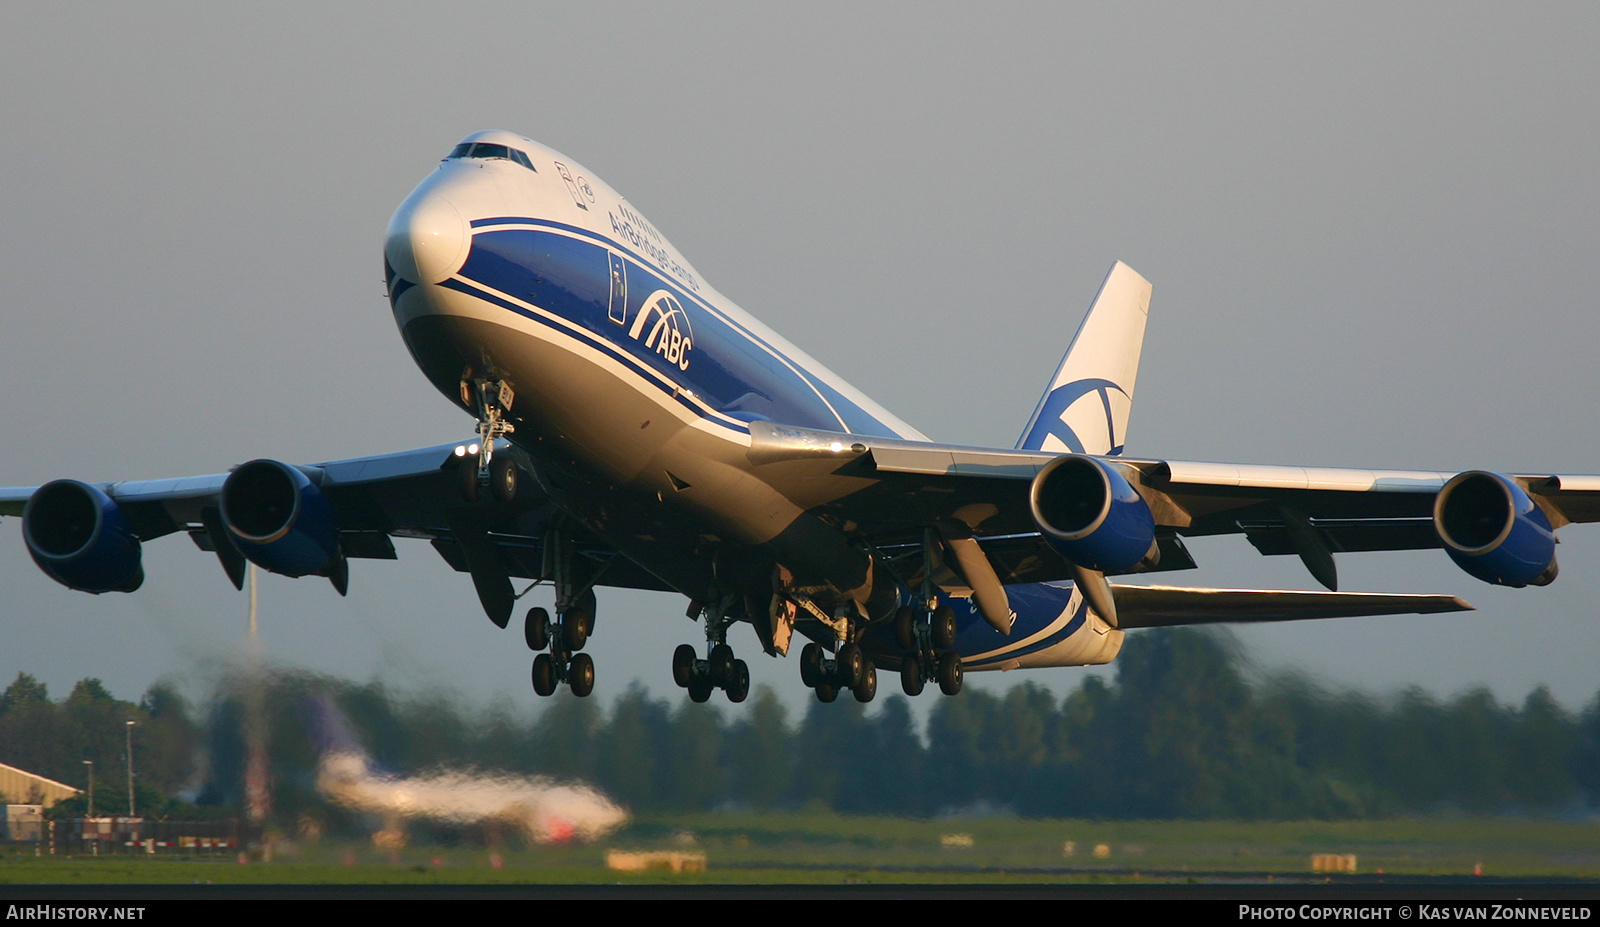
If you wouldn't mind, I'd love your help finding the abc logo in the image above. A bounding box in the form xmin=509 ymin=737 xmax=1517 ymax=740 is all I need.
xmin=628 ymin=290 xmax=694 ymax=371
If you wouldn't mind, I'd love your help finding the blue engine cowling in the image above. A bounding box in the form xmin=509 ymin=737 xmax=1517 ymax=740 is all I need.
xmin=219 ymin=459 xmax=341 ymax=577
xmin=22 ymin=480 xmax=144 ymax=593
xmin=1433 ymin=470 xmax=1557 ymax=587
xmin=1029 ymin=455 xmax=1158 ymax=573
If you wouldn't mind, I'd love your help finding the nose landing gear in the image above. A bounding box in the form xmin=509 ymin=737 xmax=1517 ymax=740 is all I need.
xmin=458 ymin=378 xmax=519 ymax=504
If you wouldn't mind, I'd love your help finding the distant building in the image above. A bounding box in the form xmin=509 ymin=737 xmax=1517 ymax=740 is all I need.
xmin=0 ymin=761 xmax=81 ymax=809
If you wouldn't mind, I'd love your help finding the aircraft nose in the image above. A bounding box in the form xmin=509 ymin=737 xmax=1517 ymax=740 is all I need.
xmin=385 ymin=186 xmax=469 ymax=285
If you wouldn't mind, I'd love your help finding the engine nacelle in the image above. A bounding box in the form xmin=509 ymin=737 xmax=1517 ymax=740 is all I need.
xmin=22 ymin=480 xmax=144 ymax=593
xmin=1029 ymin=455 xmax=1158 ymax=573
xmin=1434 ymin=470 xmax=1558 ymax=587
xmin=220 ymin=459 xmax=342 ymax=578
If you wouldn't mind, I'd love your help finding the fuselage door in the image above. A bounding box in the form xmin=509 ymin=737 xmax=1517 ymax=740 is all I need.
xmin=607 ymin=253 xmax=628 ymax=325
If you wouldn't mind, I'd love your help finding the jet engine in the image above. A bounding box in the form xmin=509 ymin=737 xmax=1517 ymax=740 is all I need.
xmin=22 ymin=480 xmax=144 ymax=593
xmin=220 ymin=459 xmax=343 ymax=579
xmin=1029 ymin=455 xmax=1158 ymax=573
xmin=1433 ymin=470 xmax=1558 ymax=587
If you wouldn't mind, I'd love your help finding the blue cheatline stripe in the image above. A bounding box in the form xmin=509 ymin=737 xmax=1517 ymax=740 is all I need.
xmin=436 ymin=276 xmax=752 ymax=435
xmin=961 ymin=587 xmax=1090 ymax=667
xmin=458 ymin=216 xmax=906 ymax=438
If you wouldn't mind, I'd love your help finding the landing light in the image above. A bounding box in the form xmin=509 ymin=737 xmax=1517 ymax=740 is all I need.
xmin=453 ymin=445 xmax=467 ymax=457
xmin=830 ymin=442 xmax=843 ymax=453
xmin=468 ymin=443 xmax=481 ymax=455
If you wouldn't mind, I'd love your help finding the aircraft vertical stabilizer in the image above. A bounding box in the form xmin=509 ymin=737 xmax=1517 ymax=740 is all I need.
xmin=1015 ymin=261 xmax=1152 ymax=455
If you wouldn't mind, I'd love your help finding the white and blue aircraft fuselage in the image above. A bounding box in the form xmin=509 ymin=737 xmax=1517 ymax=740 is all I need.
xmin=11 ymin=129 xmax=1594 ymax=704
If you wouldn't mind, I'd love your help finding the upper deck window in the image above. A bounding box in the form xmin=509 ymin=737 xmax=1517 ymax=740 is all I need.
xmin=445 ymin=142 xmax=536 ymax=172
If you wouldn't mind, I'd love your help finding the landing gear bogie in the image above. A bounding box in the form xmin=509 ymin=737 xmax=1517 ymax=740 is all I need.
xmin=529 ymin=648 xmax=597 ymax=698
xmin=893 ymin=595 xmax=966 ymax=697
xmin=672 ymin=638 xmax=753 ymax=704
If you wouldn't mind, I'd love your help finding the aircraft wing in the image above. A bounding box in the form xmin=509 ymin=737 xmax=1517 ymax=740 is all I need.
xmin=746 ymin=421 xmax=1597 ymax=595
xmin=0 ymin=441 xmax=673 ymax=621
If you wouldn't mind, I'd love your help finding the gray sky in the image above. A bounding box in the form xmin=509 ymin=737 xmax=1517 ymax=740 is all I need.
xmin=1 ymin=4 xmax=1597 ymax=720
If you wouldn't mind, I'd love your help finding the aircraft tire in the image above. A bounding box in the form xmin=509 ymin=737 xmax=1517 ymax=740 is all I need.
xmin=531 ymin=653 xmax=557 ymax=697
xmin=852 ymin=662 xmax=877 ymax=703
xmin=800 ymin=643 xmax=824 ymax=687
xmin=525 ymin=607 xmax=550 ymax=651
xmin=688 ymin=677 xmax=713 ymax=703
xmin=562 ymin=609 xmax=591 ymax=651
xmin=900 ymin=655 xmax=924 ymax=697
xmin=569 ymin=652 xmax=595 ymax=697
xmin=932 ymin=605 xmax=958 ymax=650
xmin=837 ymin=643 xmax=864 ymax=687
xmin=490 ymin=456 xmax=518 ymax=503
xmin=672 ymin=644 xmax=697 ymax=688
xmin=710 ymin=643 xmax=735 ymax=686
xmin=814 ymin=682 xmax=838 ymax=703
xmin=894 ymin=606 xmax=917 ymax=651
xmin=938 ymin=651 xmax=964 ymax=696
xmin=727 ymin=660 xmax=750 ymax=703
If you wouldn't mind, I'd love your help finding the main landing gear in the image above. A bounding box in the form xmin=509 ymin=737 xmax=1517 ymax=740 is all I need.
xmin=799 ymin=639 xmax=878 ymax=703
xmin=525 ymin=602 xmax=596 ymax=697
xmin=786 ymin=601 xmax=877 ymax=704
xmin=893 ymin=602 xmax=963 ymax=697
xmin=523 ymin=526 xmax=601 ymax=698
xmin=672 ymin=601 xmax=750 ymax=703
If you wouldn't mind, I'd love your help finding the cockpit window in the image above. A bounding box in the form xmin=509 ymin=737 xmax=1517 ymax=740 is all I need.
xmin=445 ymin=142 xmax=537 ymax=172
xmin=469 ymin=143 xmax=511 ymax=160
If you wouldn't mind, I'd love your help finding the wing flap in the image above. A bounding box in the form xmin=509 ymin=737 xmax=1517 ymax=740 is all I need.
xmin=1240 ymin=517 xmax=1441 ymax=556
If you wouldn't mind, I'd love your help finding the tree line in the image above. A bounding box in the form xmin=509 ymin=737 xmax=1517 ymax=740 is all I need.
xmin=4 ymin=627 xmax=1600 ymax=823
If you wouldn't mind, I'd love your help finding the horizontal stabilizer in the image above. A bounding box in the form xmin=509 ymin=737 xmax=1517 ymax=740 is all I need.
xmin=1110 ymin=584 xmax=1472 ymax=629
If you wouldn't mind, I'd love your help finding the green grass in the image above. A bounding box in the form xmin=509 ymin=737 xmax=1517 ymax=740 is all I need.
xmin=4 ymin=814 xmax=1599 ymax=884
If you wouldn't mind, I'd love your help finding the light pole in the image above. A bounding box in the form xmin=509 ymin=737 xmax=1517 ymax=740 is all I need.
xmin=125 ymin=720 xmax=136 ymax=818
xmin=81 ymin=759 xmax=93 ymax=818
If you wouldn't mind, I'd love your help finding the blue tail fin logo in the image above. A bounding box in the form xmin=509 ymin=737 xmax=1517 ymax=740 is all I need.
xmin=1017 ymin=262 xmax=1151 ymax=456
